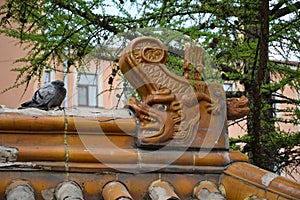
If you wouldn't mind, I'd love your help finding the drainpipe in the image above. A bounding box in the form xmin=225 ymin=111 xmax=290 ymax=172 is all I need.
xmin=63 ymin=51 xmax=69 ymax=108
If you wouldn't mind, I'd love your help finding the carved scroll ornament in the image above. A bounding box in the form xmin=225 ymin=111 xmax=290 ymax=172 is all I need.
xmin=119 ymin=36 xmax=249 ymax=147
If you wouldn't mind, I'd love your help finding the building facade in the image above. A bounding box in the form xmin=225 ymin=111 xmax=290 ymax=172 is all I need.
xmin=0 ymin=32 xmax=122 ymax=109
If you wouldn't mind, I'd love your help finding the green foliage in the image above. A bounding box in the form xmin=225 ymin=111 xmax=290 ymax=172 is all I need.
xmin=166 ymin=53 xmax=184 ymax=76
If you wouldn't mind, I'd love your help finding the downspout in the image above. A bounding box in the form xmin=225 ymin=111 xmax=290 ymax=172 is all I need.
xmin=63 ymin=51 xmax=69 ymax=108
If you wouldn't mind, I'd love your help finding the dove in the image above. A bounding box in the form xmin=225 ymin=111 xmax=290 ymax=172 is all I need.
xmin=19 ymin=80 xmax=66 ymax=110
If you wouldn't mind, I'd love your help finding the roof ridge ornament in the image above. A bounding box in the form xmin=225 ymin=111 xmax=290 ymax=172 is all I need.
xmin=120 ymin=36 xmax=249 ymax=148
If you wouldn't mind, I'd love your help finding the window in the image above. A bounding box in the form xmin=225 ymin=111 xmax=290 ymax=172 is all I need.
xmin=273 ymin=90 xmax=281 ymax=118
xmin=78 ymin=74 xmax=98 ymax=107
xmin=298 ymin=90 xmax=300 ymax=131
xmin=44 ymin=71 xmax=51 ymax=84
xmin=223 ymin=83 xmax=234 ymax=92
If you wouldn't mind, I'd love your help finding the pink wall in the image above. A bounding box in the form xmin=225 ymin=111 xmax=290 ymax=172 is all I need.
xmin=101 ymin=60 xmax=124 ymax=109
xmin=0 ymin=35 xmax=36 ymax=108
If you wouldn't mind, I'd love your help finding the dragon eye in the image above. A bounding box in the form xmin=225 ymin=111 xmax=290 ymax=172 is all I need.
xmin=158 ymin=105 xmax=167 ymax=111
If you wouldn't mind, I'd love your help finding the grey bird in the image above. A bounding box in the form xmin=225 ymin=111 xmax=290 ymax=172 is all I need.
xmin=19 ymin=80 xmax=66 ymax=110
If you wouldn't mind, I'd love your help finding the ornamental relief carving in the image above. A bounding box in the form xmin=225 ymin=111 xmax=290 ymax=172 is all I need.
xmin=119 ymin=36 xmax=249 ymax=147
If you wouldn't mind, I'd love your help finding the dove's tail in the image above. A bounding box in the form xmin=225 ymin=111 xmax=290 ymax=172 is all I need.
xmin=18 ymin=101 xmax=39 ymax=109
xmin=18 ymin=101 xmax=48 ymax=110
xmin=20 ymin=100 xmax=34 ymax=107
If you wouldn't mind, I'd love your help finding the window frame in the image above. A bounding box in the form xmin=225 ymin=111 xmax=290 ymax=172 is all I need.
xmin=44 ymin=71 xmax=51 ymax=84
xmin=77 ymin=73 xmax=98 ymax=107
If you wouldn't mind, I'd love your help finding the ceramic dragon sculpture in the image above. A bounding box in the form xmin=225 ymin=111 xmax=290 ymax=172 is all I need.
xmin=119 ymin=36 xmax=249 ymax=147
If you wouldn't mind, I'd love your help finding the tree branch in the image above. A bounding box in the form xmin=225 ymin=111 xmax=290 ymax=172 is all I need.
xmin=273 ymin=2 xmax=300 ymax=19
xmin=270 ymin=1 xmax=285 ymax=15
xmin=52 ymin=0 xmax=120 ymax=34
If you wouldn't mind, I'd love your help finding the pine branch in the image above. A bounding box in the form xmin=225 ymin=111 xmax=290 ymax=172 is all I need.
xmin=273 ymin=2 xmax=300 ymax=19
